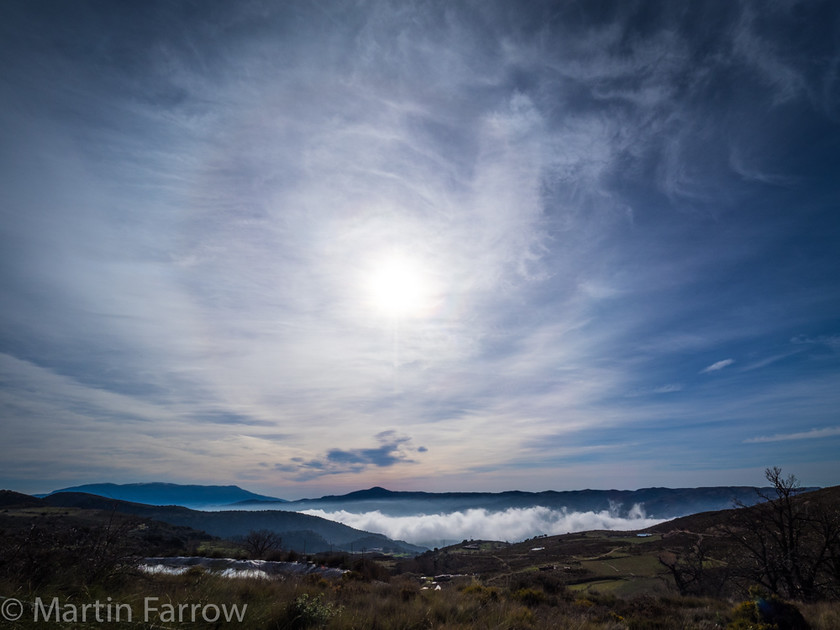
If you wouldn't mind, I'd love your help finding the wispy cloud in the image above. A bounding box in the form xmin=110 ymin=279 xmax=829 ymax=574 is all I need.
xmin=652 ymin=384 xmax=684 ymax=394
xmin=1 ymin=1 xmax=839 ymax=494
xmin=732 ymin=2 xmax=813 ymax=106
xmin=739 ymin=352 xmax=801 ymax=372
xmin=745 ymin=426 xmax=840 ymax=444
xmin=791 ymin=334 xmax=840 ymax=351
xmin=701 ymin=359 xmax=735 ymax=374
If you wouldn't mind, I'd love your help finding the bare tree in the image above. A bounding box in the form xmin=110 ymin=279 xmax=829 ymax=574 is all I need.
xmin=726 ymin=467 xmax=839 ymax=601
xmin=660 ymin=535 xmax=706 ymax=596
xmin=243 ymin=529 xmax=282 ymax=559
xmin=816 ymin=505 xmax=840 ymax=599
xmin=659 ymin=533 xmax=731 ymax=597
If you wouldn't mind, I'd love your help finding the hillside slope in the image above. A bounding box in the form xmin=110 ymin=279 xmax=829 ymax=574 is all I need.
xmin=41 ymin=492 xmax=425 ymax=555
xmin=396 ymin=485 xmax=840 ymax=598
xmin=44 ymin=482 xmax=285 ymax=507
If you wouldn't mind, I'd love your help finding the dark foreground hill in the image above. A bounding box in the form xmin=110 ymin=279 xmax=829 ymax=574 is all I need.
xmin=40 ymin=492 xmax=425 ymax=555
xmin=0 ymin=490 xmax=216 ymax=588
xmin=0 ymin=489 xmax=44 ymax=508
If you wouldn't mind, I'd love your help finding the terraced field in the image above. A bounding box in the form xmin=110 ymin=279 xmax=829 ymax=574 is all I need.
xmin=399 ymin=529 xmax=681 ymax=596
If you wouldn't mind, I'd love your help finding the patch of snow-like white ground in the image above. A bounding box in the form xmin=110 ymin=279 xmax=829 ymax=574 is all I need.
xmin=139 ymin=557 xmax=345 ymax=579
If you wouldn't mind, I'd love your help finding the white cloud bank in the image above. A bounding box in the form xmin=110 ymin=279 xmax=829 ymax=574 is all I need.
xmin=301 ymin=506 xmax=666 ymax=547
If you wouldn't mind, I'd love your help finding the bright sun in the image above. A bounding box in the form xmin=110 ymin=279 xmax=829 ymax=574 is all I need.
xmin=366 ymin=253 xmax=434 ymax=318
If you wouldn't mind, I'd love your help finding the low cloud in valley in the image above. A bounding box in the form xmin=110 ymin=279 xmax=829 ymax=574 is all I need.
xmin=301 ymin=506 xmax=665 ymax=547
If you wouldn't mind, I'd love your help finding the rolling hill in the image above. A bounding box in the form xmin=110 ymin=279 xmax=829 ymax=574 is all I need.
xmin=395 ymin=484 xmax=840 ymax=599
xmin=39 ymin=492 xmax=424 ymax=555
xmin=42 ymin=482 xmax=285 ymax=508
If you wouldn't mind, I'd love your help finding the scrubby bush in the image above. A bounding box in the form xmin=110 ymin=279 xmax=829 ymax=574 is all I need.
xmin=509 ymin=569 xmax=568 ymax=596
xmin=513 ymin=587 xmax=548 ymax=607
xmin=728 ymin=593 xmax=810 ymax=630
xmin=281 ymin=593 xmax=343 ymax=629
xmin=461 ymin=581 xmax=501 ymax=602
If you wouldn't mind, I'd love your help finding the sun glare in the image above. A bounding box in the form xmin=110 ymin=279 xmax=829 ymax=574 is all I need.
xmin=366 ymin=253 xmax=434 ymax=319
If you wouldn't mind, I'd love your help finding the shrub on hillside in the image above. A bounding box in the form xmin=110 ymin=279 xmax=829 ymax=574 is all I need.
xmin=278 ymin=593 xmax=342 ymax=629
xmin=509 ymin=569 xmax=568 ymax=596
xmin=728 ymin=593 xmax=810 ymax=630
xmin=513 ymin=587 xmax=548 ymax=607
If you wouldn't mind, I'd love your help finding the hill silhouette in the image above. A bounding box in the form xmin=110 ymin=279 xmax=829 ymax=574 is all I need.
xmin=43 ymin=482 xmax=285 ymax=507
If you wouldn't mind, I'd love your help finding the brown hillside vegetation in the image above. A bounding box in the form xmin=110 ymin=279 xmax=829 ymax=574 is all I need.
xmin=1 ymin=476 xmax=838 ymax=629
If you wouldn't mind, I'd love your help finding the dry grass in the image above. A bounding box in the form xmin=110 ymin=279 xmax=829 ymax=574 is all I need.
xmin=8 ymin=567 xmax=832 ymax=630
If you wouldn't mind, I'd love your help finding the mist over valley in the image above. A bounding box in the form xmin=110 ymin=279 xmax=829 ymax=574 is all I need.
xmin=42 ymin=482 xmax=781 ymax=549
xmin=298 ymin=505 xmax=664 ymax=548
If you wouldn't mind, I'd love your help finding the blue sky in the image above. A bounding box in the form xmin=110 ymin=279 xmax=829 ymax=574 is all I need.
xmin=1 ymin=0 xmax=839 ymax=499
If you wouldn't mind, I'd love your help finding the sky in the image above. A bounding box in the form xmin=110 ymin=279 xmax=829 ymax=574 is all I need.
xmin=1 ymin=0 xmax=839 ymax=499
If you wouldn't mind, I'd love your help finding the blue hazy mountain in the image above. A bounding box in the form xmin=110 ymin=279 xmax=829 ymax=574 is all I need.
xmin=43 ymin=482 xmax=286 ymax=508
xmin=43 ymin=482 xmax=820 ymax=522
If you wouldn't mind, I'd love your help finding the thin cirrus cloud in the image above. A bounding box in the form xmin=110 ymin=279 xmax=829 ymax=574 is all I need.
xmin=651 ymin=384 xmax=684 ymax=395
xmin=745 ymin=427 xmax=840 ymax=444
xmin=701 ymin=359 xmax=736 ymax=374
xmin=0 ymin=1 xmax=839 ymax=496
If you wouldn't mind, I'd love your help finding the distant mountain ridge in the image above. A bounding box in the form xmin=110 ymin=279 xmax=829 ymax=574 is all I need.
xmin=42 ymin=482 xmax=285 ymax=508
xmin=39 ymin=481 xmax=822 ymax=523
xmin=281 ymin=485 xmax=821 ymax=519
